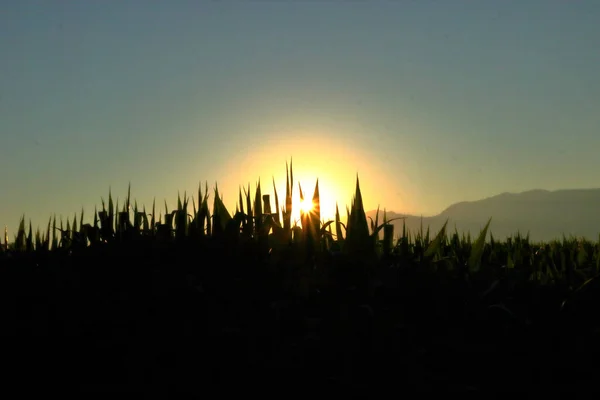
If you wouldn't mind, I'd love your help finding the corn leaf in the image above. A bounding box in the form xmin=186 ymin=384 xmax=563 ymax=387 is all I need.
xmin=468 ymin=217 xmax=492 ymax=274
xmin=424 ymin=219 xmax=448 ymax=259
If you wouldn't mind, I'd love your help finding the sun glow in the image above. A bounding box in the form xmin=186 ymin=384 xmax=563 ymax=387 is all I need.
xmin=299 ymin=198 xmax=314 ymax=213
xmin=215 ymin=132 xmax=397 ymax=225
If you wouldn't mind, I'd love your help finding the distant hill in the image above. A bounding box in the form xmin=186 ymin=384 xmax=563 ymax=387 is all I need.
xmin=365 ymin=188 xmax=600 ymax=243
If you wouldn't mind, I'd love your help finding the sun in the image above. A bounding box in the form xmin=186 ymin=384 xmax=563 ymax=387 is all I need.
xmin=299 ymin=198 xmax=314 ymax=213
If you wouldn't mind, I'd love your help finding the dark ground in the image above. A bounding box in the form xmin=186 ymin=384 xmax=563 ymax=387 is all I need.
xmin=2 ymin=249 xmax=600 ymax=395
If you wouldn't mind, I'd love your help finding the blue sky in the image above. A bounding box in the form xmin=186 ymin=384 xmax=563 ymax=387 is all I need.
xmin=2 ymin=0 xmax=599 ymax=235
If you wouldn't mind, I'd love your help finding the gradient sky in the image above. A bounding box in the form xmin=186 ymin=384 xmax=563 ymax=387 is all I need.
xmin=2 ymin=0 xmax=599 ymax=236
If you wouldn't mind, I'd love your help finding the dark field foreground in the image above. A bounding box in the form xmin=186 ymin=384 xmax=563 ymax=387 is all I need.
xmin=2 ymin=243 xmax=600 ymax=395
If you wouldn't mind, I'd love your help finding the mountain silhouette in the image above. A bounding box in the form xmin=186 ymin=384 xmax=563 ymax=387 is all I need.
xmin=365 ymin=188 xmax=600 ymax=242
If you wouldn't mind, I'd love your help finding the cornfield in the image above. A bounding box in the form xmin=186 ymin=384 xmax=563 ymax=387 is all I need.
xmin=2 ymin=161 xmax=600 ymax=393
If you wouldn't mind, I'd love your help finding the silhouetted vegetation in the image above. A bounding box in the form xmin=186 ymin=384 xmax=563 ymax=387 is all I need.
xmin=2 ymin=161 xmax=600 ymax=393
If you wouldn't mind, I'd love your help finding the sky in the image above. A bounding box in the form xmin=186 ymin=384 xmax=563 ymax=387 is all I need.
xmin=1 ymin=0 xmax=599 ymax=236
